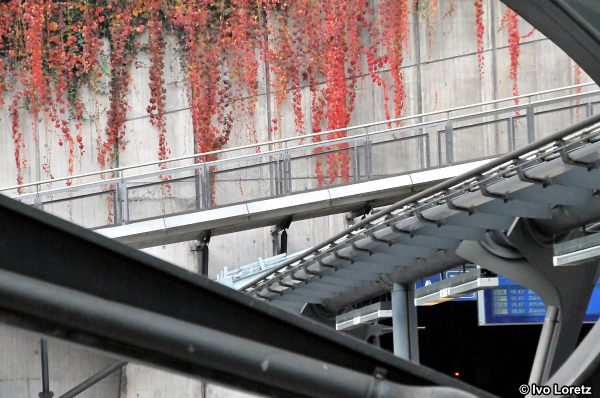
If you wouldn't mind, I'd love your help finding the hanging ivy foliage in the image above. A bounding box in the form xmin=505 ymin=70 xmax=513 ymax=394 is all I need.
xmin=0 ymin=0 xmax=530 ymax=190
xmin=474 ymin=0 xmax=485 ymax=79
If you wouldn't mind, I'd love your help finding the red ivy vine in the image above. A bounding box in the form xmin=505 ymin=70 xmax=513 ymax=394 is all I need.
xmin=382 ymin=0 xmax=409 ymax=122
xmin=0 ymin=0 xmax=536 ymax=193
xmin=498 ymin=6 xmax=535 ymax=114
xmin=504 ymin=9 xmax=520 ymax=101
xmin=474 ymin=0 xmax=485 ymax=79
xmin=574 ymin=63 xmax=582 ymax=116
xmin=147 ymin=0 xmax=169 ymax=165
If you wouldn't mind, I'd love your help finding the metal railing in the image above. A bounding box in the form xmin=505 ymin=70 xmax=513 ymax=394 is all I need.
xmin=1 ymin=83 xmax=599 ymax=229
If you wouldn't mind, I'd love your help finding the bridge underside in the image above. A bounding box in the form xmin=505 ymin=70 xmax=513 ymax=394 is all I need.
xmin=98 ymin=160 xmax=491 ymax=248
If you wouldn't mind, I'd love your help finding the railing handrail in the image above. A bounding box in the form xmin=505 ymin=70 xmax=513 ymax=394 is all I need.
xmin=0 ymin=82 xmax=596 ymax=193
xmin=11 ymin=93 xmax=589 ymax=201
xmin=11 ymin=120 xmax=442 ymax=200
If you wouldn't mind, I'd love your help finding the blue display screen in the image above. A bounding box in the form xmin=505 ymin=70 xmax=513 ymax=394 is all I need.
xmin=479 ymin=276 xmax=600 ymax=325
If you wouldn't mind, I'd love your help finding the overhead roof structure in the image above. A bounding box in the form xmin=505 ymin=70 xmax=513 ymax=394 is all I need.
xmin=242 ymin=114 xmax=600 ymax=310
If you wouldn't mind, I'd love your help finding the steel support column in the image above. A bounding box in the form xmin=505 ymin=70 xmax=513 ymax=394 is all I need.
xmin=528 ymin=306 xmax=558 ymax=387
xmin=39 ymin=339 xmax=54 ymax=398
xmin=194 ymin=231 xmax=211 ymax=277
xmin=508 ymin=222 xmax=600 ymax=382
xmin=270 ymin=217 xmax=292 ymax=256
xmin=391 ymin=283 xmax=419 ymax=363
xmin=548 ymin=312 xmax=600 ymax=391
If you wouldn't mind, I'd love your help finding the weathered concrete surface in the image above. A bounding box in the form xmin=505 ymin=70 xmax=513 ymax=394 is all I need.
xmin=0 ymin=325 xmax=121 ymax=398
xmin=119 ymin=364 xmax=264 ymax=398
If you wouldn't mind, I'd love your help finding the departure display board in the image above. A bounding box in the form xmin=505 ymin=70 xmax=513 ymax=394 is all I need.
xmin=478 ymin=276 xmax=600 ymax=325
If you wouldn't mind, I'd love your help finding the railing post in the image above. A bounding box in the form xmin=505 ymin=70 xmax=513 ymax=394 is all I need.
xmin=194 ymin=165 xmax=202 ymax=210
xmin=352 ymin=139 xmax=360 ymax=182
xmin=424 ymin=134 xmax=431 ymax=168
xmin=114 ymin=176 xmax=121 ymax=224
xmin=279 ymin=159 xmax=285 ymax=194
xmin=200 ymin=163 xmax=211 ymax=209
xmin=508 ymin=116 xmax=516 ymax=152
xmin=269 ymin=157 xmax=276 ymax=197
xmin=34 ymin=185 xmax=43 ymax=210
xmin=526 ymin=103 xmax=536 ymax=143
xmin=273 ymin=158 xmax=281 ymax=196
xmin=283 ymin=146 xmax=292 ymax=194
xmin=116 ymin=176 xmax=128 ymax=224
xmin=437 ymin=129 xmax=442 ymax=166
xmin=364 ymin=128 xmax=372 ymax=178
xmin=444 ymin=117 xmax=454 ymax=165
xmin=38 ymin=339 xmax=54 ymax=398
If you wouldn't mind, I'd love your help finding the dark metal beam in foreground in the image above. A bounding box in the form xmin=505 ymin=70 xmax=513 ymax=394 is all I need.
xmin=501 ymin=0 xmax=600 ymax=84
xmin=0 ymin=269 xmax=474 ymax=398
xmin=0 ymin=196 xmax=494 ymax=398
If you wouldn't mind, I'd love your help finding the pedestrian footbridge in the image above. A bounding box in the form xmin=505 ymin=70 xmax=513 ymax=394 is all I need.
xmin=2 ymin=83 xmax=599 ymax=250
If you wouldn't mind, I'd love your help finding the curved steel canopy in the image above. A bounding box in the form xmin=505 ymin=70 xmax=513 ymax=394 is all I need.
xmin=243 ymin=114 xmax=600 ymax=310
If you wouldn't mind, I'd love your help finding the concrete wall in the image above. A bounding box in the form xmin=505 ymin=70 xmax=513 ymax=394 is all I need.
xmin=0 ymin=323 xmax=262 ymax=398
xmin=0 ymin=1 xmax=597 ymax=397
xmin=116 ymin=243 xmax=263 ymax=398
xmin=121 ymin=365 xmax=262 ymax=398
xmin=0 ymin=0 xmax=593 ymax=188
xmin=0 ymin=325 xmax=121 ymax=398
